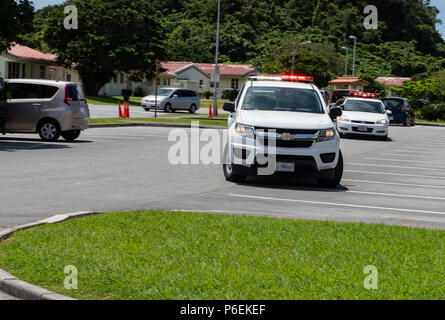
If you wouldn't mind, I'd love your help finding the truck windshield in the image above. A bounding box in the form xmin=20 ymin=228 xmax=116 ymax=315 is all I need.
xmin=344 ymin=100 xmax=385 ymax=113
xmin=242 ymin=87 xmax=324 ymax=113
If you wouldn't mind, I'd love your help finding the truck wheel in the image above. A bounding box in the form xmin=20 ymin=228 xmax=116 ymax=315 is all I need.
xmin=38 ymin=120 xmax=61 ymax=141
xmin=223 ymin=163 xmax=247 ymax=183
xmin=61 ymin=130 xmax=81 ymax=141
xmin=317 ymin=151 xmax=343 ymax=188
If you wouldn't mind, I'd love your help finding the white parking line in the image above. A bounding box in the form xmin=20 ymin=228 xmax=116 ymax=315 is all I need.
xmin=229 ymin=194 xmax=445 ymax=216
xmin=403 ymin=146 xmax=443 ymax=151
xmin=348 ymin=162 xmax=445 ymax=172
xmin=346 ymin=190 xmax=445 ymax=201
xmin=345 ymin=170 xmax=443 ymax=179
xmin=381 ymin=153 xmax=445 ymax=159
xmin=366 ymin=157 xmax=445 ymax=166
xmin=393 ymin=150 xmax=441 ymax=155
xmin=342 ymin=179 xmax=445 ymax=189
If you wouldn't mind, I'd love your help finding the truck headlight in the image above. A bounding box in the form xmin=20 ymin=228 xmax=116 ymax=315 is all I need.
xmin=338 ymin=116 xmax=350 ymax=122
xmin=317 ymin=129 xmax=336 ymax=142
xmin=376 ymin=119 xmax=388 ymax=125
xmin=235 ymin=124 xmax=255 ymax=137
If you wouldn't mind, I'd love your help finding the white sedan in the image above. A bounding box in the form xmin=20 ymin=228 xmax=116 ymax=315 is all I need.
xmin=336 ymin=98 xmax=391 ymax=140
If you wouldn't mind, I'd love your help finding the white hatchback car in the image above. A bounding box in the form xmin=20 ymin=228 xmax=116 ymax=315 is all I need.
xmin=222 ymin=75 xmax=344 ymax=188
xmin=336 ymin=98 xmax=390 ymax=140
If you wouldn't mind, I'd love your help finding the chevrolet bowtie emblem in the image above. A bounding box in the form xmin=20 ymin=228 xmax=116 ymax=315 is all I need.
xmin=279 ymin=133 xmax=294 ymax=140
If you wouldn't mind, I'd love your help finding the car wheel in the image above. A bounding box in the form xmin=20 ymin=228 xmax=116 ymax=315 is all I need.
xmin=317 ymin=151 xmax=343 ymax=188
xmin=38 ymin=120 xmax=61 ymax=142
xmin=410 ymin=115 xmax=416 ymax=126
xmin=189 ymin=104 xmax=197 ymax=114
xmin=61 ymin=130 xmax=81 ymax=141
xmin=164 ymin=103 xmax=172 ymax=113
xmin=403 ymin=115 xmax=410 ymax=126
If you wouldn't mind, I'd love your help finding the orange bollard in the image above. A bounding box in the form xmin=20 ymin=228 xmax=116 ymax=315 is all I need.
xmin=118 ymin=102 xmax=123 ymax=118
xmin=126 ymin=102 xmax=130 ymax=118
xmin=208 ymin=104 xmax=213 ymax=118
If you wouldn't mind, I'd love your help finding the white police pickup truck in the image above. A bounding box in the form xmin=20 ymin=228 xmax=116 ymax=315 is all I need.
xmin=222 ymin=75 xmax=344 ymax=188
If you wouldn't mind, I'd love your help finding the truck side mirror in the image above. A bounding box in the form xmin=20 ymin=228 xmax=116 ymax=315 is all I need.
xmin=329 ymin=106 xmax=342 ymax=120
xmin=223 ymin=101 xmax=236 ymax=113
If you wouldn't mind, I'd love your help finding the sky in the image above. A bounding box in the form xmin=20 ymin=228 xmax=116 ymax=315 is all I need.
xmin=31 ymin=0 xmax=445 ymax=38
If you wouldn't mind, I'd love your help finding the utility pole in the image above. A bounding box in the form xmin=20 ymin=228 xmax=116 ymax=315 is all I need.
xmin=349 ymin=36 xmax=357 ymax=77
xmin=155 ymin=59 xmax=161 ymax=119
xmin=212 ymin=0 xmax=221 ymax=116
xmin=341 ymin=46 xmax=349 ymax=76
xmin=291 ymin=41 xmax=312 ymax=75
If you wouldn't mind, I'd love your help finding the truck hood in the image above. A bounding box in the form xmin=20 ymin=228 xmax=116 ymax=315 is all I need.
xmin=237 ymin=110 xmax=334 ymax=129
xmin=342 ymin=111 xmax=387 ymax=122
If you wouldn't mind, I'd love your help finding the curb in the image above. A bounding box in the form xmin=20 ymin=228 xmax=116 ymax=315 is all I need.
xmin=0 ymin=211 xmax=101 ymax=300
xmin=89 ymin=122 xmax=225 ymax=129
xmin=415 ymin=122 xmax=445 ymax=127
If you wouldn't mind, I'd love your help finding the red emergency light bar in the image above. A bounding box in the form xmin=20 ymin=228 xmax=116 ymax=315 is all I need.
xmin=349 ymin=91 xmax=379 ymax=99
xmin=281 ymin=74 xmax=314 ymax=82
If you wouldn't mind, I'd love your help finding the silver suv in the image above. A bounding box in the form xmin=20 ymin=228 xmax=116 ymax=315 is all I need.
xmin=0 ymin=79 xmax=89 ymax=141
xmin=142 ymin=88 xmax=200 ymax=113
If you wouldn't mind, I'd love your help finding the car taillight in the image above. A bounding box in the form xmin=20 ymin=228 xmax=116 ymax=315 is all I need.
xmin=64 ymin=85 xmax=71 ymax=106
xmin=82 ymin=86 xmax=87 ymax=100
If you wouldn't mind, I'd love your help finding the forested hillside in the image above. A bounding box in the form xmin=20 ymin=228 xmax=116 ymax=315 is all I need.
xmin=16 ymin=0 xmax=445 ymax=89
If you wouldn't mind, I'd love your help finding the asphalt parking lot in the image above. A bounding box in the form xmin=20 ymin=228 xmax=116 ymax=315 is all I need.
xmin=0 ymin=124 xmax=444 ymax=230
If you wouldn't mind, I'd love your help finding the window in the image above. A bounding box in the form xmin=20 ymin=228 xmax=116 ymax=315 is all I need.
xmin=199 ymin=80 xmax=203 ymax=88
xmin=231 ymin=79 xmax=239 ymax=89
xmin=6 ymin=83 xmax=58 ymax=99
xmin=66 ymin=73 xmax=72 ymax=82
xmin=22 ymin=64 xmax=26 ymax=78
xmin=344 ymin=100 xmax=385 ymax=114
xmin=8 ymin=62 xmax=20 ymax=79
xmin=68 ymin=84 xmax=86 ymax=101
xmin=163 ymin=78 xmax=171 ymax=86
xmin=39 ymin=66 xmax=45 ymax=79
xmin=242 ymin=87 xmax=323 ymax=114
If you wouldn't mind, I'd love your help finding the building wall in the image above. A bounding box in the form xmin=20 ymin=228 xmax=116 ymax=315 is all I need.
xmin=97 ymin=70 xmax=250 ymax=98
xmin=0 ymin=55 xmax=80 ymax=83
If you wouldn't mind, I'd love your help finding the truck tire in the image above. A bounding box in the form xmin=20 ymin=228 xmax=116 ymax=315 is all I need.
xmin=317 ymin=151 xmax=343 ymax=188
xmin=223 ymin=163 xmax=247 ymax=183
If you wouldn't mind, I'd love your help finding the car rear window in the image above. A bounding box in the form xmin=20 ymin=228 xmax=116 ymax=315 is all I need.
xmin=6 ymin=83 xmax=59 ymax=99
xmin=68 ymin=84 xmax=86 ymax=101
xmin=383 ymin=99 xmax=404 ymax=108
xmin=242 ymin=87 xmax=323 ymax=113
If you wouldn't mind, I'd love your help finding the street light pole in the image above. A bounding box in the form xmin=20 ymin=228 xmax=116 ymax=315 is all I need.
xmin=341 ymin=46 xmax=349 ymax=76
xmin=349 ymin=36 xmax=357 ymax=77
xmin=291 ymin=41 xmax=312 ymax=75
xmin=212 ymin=0 xmax=221 ymax=117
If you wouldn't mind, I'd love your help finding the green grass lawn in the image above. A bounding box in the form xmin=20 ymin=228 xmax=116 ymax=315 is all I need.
xmin=87 ymin=96 xmax=228 ymax=109
xmin=87 ymin=96 xmax=141 ymax=107
xmin=89 ymin=117 xmax=227 ymax=127
xmin=0 ymin=210 xmax=443 ymax=300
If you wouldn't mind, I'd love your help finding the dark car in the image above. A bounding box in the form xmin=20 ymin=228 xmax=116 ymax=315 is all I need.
xmin=382 ymin=97 xmax=415 ymax=126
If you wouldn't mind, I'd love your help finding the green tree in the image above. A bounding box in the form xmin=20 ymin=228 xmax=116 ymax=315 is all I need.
xmin=0 ymin=0 xmax=34 ymax=53
xmin=393 ymin=79 xmax=445 ymax=107
xmin=42 ymin=0 xmax=164 ymax=95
